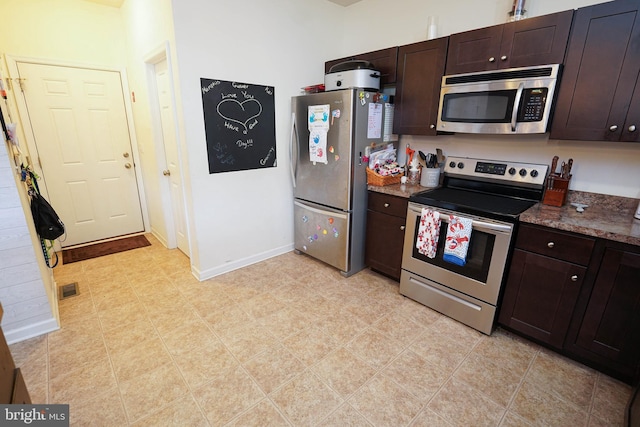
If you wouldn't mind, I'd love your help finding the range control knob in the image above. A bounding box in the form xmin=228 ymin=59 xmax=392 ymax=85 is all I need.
xmin=457 ymin=162 xmax=465 ymax=169
xmin=519 ymin=168 xmax=527 ymax=177
xmin=508 ymin=167 xmax=516 ymax=175
xmin=449 ymin=161 xmax=456 ymax=168
xmin=530 ymin=169 xmax=539 ymax=178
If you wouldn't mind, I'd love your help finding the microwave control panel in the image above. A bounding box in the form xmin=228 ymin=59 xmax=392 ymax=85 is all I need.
xmin=518 ymin=88 xmax=548 ymax=122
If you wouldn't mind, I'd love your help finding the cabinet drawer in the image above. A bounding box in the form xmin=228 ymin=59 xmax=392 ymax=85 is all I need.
xmin=516 ymin=224 xmax=595 ymax=265
xmin=367 ymin=192 xmax=408 ymax=218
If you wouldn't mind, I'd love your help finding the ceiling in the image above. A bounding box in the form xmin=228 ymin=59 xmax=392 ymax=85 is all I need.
xmin=82 ymin=0 xmax=124 ymax=7
xmin=327 ymin=0 xmax=362 ymax=5
xmin=81 ymin=0 xmax=361 ymax=7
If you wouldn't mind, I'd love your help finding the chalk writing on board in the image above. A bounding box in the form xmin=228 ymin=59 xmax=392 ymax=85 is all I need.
xmin=200 ymin=78 xmax=276 ymax=174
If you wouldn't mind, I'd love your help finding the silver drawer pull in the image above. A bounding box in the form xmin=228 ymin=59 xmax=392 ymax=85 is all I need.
xmin=571 ymin=275 xmax=578 ymax=282
xmin=547 ymin=242 xmax=555 ymax=248
xmin=629 ymin=125 xmax=637 ymax=132
xmin=400 ymin=225 xmax=405 ymax=231
xmin=500 ymin=55 xmax=507 ymax=61
xmin=489 ymin=57 xmax=495 ymax=62
xmin=384 ymin=203 xmax=390 ymax=208
xmin=609 ymin=125 xmax=618 ymax=132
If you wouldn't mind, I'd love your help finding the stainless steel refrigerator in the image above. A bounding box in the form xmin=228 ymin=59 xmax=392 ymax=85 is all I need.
xmin=290 ymin=89 xmax=389 ymax=277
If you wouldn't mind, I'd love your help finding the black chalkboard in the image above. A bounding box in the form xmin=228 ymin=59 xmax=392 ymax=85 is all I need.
xmin=201 ymin=78 xmax=276 ymax=174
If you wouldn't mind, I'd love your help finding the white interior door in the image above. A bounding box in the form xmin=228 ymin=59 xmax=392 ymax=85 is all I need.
xmin=154 ymin=59 xmax=189 ymax=255
xmin=16 ymin=62 xmax=144 ymax=247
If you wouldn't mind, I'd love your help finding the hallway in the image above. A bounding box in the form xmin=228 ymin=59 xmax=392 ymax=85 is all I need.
xmin=8 ymin=235 xmax=632 ymax=426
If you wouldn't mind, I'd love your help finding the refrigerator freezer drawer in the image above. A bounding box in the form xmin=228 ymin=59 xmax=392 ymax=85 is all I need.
xmin=294 ymin=200 xmax=350 ymax=273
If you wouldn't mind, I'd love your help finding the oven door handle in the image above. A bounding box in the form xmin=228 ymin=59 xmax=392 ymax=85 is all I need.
xmin=408 ymin=206 xmax=513 ymax=234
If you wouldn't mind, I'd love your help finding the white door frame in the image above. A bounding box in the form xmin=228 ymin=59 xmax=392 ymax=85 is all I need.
xmin=144 ymin=42 xmax=191 ymax=256
xmin=6 ymin=55 xmax=150 ymax=239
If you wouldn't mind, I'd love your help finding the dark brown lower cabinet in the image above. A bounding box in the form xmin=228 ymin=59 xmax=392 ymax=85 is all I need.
xmin=566 ymin=243 xmax=640 ymax=384
xmin=499 ymin=224 xmax=640 ymax=384
xmin=499 ymin=249 xmax=586 ymax=349
xmin=365 ymin=192 xmax=408 ymax=281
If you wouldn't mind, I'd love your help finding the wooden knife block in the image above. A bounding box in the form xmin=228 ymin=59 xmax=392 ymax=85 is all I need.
xmin=542 ymin=174 xmax=570 ymax=207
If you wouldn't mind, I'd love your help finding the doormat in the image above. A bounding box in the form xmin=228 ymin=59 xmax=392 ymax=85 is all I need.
xmin=62 ymin=235 xmax=151 ymax=264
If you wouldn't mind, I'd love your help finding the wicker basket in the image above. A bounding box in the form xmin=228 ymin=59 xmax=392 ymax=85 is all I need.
xmin=366 ymin=167 xmax=404 ymax=186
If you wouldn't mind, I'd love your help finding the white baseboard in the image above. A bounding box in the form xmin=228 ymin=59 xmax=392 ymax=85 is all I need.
xmin=4 ymin=317 xmax=60 ymax=345
xmin=193 ymin=244 xmax=294 ymax=281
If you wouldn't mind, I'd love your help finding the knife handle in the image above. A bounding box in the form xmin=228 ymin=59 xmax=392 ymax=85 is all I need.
xmin=551 ymin=156 xmax=559 ymax=175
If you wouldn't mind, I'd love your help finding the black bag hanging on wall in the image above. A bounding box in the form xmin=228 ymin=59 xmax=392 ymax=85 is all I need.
xmin=30 ymin=191 xmax=65 ymax=240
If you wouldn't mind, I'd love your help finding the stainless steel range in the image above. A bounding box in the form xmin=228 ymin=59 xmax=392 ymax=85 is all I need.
xmin=400 ymin=156 xmax=548 ymax=334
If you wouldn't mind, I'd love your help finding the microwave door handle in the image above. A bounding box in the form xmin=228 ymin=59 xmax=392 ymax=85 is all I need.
xmin=511 ymin=83 xmax=525 ymax=132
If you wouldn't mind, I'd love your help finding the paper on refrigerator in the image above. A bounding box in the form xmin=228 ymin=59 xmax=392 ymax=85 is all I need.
xmin=308 ymin=105 xmax=330 ymax=164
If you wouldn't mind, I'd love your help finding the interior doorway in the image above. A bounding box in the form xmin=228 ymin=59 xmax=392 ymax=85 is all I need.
xmin=146 ymin=46 xmax=190 ymax=256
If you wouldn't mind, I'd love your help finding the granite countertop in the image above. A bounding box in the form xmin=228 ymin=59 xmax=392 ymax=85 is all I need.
xmin=520 ymin=191 xmax=640 ymax=246
xmin=367 ymin=182 xmax=427 ymax=199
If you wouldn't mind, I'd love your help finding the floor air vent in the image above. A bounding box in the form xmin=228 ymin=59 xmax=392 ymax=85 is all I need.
xmin=58 ymin=282 xmax=79 ymax=300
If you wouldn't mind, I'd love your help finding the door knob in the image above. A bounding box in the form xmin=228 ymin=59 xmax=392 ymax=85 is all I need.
xmin=123 ymin=152 xmax=130 ymax=158
xmin=124 ymin=163 xmax=132 ymax=169
xmin=400 ymin=225 xmax=405 ymax=231
xmin=163 ymin=169 xmax=171 ymax=176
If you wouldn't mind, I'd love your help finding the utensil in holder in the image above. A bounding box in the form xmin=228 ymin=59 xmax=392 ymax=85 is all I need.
xmin=542 ymin=174 xmax=570 ymax=207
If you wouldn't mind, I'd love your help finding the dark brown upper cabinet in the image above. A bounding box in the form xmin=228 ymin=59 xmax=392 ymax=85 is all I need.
xmin=325 ymin=47 xmax=399 ymax=86
xmin=446 ymin=10 xmax=573 ymax=74
xmin=393 ymin=37 xmax=448 ymax=136
xmin=550 ymin=0 xmax=640 ymax=142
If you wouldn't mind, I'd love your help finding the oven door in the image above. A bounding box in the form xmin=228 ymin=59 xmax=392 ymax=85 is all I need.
xmin=401 ymin=202 xmax=513 ymax=305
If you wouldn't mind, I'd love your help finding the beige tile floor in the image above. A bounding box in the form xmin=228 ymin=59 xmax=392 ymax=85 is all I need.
xmin=8 ymin=234 xmax=633 ymax=426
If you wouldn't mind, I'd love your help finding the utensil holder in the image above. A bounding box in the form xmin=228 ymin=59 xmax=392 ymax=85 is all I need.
xmin=542 ymin=174 xmax=570 ymax=207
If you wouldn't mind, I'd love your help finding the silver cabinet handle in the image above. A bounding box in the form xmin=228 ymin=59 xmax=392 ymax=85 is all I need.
xmin=124 ymin=163 xmax=132 ymax=169
xmin=547 ymin=242 xmax=555 ymax=248
xmin=489 ymin=57 xmax=496 ymax=62
xmin=571 ymin=275 xmax=578 ymax=282
xmin=163 ymin=170 xmax=171 ymax=176
xmin=400 ymin=225 xmax=405 ymax=231
xmin=430 ymin=124 xmax=435 ymax=129
xmin=629 ymin=125 xmax=637 ymax=132
xmin=384 ymin=203 xmax=390 ymax=208
xmin=609 ymin=125 xmax=618 ymax=131
xmin=500 ymin=55 xmax=507 ymax=61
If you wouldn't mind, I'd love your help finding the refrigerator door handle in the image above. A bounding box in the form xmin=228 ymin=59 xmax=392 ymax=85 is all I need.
xmin=290 ymin=112 xmax=298 ymax=188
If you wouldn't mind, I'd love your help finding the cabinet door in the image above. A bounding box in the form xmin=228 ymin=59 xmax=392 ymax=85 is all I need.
xmin=365 ymin=209 xmax=405 ymax=281
xmin=501 ymin=10 xmax=573 ymax=69
xmin=394 ymin=37 xmax=448 ymax=135
xmin=498 ymin=249 xmax=586 ymax=349
xmin=446 ymin=25 xmax=503 ymax=74
xmin=325 ymin=47 xmax=398 ymax=85
xmin=550 ymin=0 xmax=640 ymax=141
xmin=575 ymin=247 xmax=640 ymax=370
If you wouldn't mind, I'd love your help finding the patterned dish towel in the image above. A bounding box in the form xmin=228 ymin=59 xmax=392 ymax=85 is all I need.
xmin=416 ymin=208 xmax=440 ymax=258
xmin=443 ymin=215 xmax=472 ymax=266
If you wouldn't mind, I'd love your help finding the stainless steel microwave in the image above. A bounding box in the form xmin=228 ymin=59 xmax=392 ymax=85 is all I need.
xmin=436 ymin=64 xmax=561 ymax=134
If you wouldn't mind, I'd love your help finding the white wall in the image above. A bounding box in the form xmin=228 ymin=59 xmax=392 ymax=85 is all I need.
xmin=120 ymin=0 xmax=183 ymax=250
xmin=0 ymin=140 xmax=58 ymax=343
xmin=170 ymin=0 xmax=346 ymax=278
xmin=339 ymin=0 xmax=640 ymax=198
xmin=0 ymin=0 xmax=130 ymax=341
